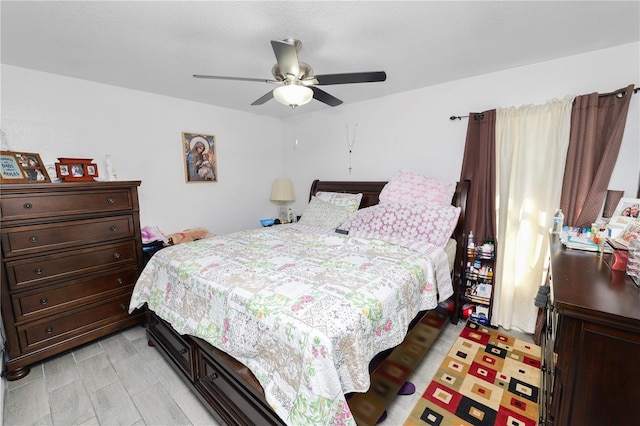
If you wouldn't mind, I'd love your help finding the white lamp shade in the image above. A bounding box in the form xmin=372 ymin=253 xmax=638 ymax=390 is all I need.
xmin=270 ymin=178 xmax=295 ymax=202
xmin=273 ymin=84 xmax=313 ymax=107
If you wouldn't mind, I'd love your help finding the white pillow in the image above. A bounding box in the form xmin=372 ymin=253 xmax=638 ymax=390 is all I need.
xmin=315 ymin=191 xmax=363 ymax=215
xmin=298 ymin=196 xmax=351 ymax=228
xmin=379 ymin=169 xmax=456 ymax=206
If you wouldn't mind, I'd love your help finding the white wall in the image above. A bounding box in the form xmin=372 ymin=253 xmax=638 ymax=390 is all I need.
xmin=1 ymin=66 xmax=284 ymax=235
xmin=1 ymin=40 xmax=637 ymax=420
xmin=2 ymin=43 xmax=638 ymax=231
xmin=282 ymin=42 xmax=640 ymax=217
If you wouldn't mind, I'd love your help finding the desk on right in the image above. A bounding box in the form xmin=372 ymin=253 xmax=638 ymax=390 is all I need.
xmin=540 ymin=235 xmax=640 ymax=425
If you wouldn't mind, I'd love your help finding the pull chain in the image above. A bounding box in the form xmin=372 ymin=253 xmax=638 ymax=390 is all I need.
xmin=293 ymin=108 xmax=299 ymax=150
xmin=345 ymin=123 xmax=357 ymax=174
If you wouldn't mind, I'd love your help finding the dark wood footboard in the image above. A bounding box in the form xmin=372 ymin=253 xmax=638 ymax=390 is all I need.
xmin=147 ymin=307 xmax=450 ymax=426
xmin=146 ymin=310 xmax=285 ymax=425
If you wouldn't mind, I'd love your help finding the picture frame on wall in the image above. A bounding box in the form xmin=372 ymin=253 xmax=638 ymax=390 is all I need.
xmin=182 ymin=132 xmax=217 ymax=183
xmin=55 ymin=158 xmax=99 ymax=182
xmin=0 ymin=151 xmax=51 ymax=183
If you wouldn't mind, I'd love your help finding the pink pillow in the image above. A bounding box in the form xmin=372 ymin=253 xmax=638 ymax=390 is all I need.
xmin=379 ymin=169 xmax=456 ymax=206
xmin=341 ymin=203 xmax=461 ymax=247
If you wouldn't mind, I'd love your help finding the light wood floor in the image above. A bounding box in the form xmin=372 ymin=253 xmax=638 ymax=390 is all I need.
xmin=2 ymin=320 xmax=533 ymax=425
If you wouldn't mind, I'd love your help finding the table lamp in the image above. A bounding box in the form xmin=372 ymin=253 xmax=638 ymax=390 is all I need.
xmin=270 ymin=178 xmax=295 ymax=223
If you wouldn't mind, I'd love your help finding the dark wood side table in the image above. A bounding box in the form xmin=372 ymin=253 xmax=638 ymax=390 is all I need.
xmin=540 ymin=235 xmax=640 ymax=425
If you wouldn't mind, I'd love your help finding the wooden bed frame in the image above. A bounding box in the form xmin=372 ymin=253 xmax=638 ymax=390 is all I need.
xmin=145 ymin=179 xmax=469 ymax=425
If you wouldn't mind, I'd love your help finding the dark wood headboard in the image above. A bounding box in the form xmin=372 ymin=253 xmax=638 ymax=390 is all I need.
xmin=309 ymin=179 xmax=469 ymax=221
xmin=309 ymin=180 xmax=387 ymax=208
xmin=309 ymin=178 xmax=470 ymax=324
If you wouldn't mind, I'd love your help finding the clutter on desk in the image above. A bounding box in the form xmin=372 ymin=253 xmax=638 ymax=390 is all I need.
xmin=559 ymin=226 xmax=613 ymax=254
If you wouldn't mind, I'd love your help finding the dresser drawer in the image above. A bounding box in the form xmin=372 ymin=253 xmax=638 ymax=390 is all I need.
xmin=12 ymin=266 xmax=139 ymax=322
xmin=1 ymin=189 xmax=134 ymax=221
xmin=2 ymin=216 xmax=137 ymax=258
xmin=17 ymin=293 xmax=136 ymax=353
xmin=196 ymin=351 xmax=261 ymax=425
xmin=148 ymin=314 xmax=197 ymax=380
xmin=5 ymin=241 xmax=138 ymax=291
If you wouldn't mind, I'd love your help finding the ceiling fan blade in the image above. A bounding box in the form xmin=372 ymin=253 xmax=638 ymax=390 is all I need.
xmin=251 ymin=91 xmax=274 ymax=106
xmin=193 ymin=74 xmax=277 ymax=83
xmin=314 ymin=71 xmax=387 ymax=85
xmin=271 ymin=40 xmax=300 ymax=79
xmin=310 ymin=87 xmax=343 ymax=107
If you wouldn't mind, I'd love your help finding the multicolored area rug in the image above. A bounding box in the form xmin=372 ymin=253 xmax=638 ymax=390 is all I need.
xmin=404 ymin=321 xmax=541 ymax=426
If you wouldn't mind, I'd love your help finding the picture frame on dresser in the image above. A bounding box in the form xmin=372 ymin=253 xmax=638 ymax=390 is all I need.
xmin=55 ymin=157 xmax=99 ymax=182
xmin=0 ymin=151 xmax=51 ymax=183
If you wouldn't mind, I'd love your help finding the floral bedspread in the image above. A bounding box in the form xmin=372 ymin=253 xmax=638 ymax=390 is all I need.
xmin=129 ymin=224 xmax=453 ymax=425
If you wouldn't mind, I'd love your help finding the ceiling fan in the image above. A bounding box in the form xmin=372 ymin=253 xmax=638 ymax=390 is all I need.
xmin=193 ymin=39 xmax=387 ymax=108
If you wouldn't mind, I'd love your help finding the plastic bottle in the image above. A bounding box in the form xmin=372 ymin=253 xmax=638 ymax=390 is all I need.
xmin=467 ymin=231 xmax=475 ymax=257
xmin=552 ymin=209 xmax=564 ymax=234
xmin=486 ymin=238 xmax=495 ymax=258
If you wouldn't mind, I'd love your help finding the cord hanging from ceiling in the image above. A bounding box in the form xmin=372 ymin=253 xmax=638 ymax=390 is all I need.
xmin=346 ymin=123 xmax=358 ymax=174
xmin=293 ymin=108 xmax=300 ymax=150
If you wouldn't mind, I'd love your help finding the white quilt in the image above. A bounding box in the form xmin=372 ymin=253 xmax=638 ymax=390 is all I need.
xmin=129 ymin=224 xmax=452 ymax=425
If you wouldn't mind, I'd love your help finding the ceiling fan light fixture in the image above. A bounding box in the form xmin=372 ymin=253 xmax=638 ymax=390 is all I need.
xmin=273 ymin=84 xmax=313 ymax=108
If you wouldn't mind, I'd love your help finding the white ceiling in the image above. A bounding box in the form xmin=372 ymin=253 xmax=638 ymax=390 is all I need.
xmin=2 ymin=1 xmax=639 ymax=119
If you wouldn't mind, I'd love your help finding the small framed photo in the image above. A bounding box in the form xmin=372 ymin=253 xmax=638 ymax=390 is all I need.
xmin=1 ymin=151 xmax=51 ymax=183
xmin=182 ymin=132 xmax=217 ymax=183
xmin=55 ymin=158 xmax=98 ymax=182
xmin=609 ymin=197 xmax=640 ymax=228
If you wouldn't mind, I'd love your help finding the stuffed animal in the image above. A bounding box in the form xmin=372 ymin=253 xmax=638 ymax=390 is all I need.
xmin=165 ymin=227 xmax=214 ymax=245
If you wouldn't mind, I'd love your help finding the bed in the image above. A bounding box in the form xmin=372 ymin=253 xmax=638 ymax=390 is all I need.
xmin=129 ymin=177 xmax=469 ymax=426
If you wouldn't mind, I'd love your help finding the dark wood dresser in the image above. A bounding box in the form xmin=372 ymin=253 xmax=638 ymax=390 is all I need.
xmin=1 ymin=181 xmax=145 ymax=380
xmin=541 ymin=235 xmax=640 ymax=425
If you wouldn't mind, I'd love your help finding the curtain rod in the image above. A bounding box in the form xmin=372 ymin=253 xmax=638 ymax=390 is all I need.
xmin=450 ymin=113 xmax=482 ymax=121
xmin=599 ymin=86 xmax=639 ymax=98
xmin=450 ymin=85 xmax=639 ymax=121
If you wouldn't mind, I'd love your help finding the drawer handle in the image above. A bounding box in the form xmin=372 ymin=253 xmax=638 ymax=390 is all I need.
xmin=34 ymin=267 xmax=44 ymax=275
xmin=40 ymin=298 xmax=48 ymax=305
xmin=29 ymin=236 xmax=39 ymax=243
xmin=178 ymin=348 xmax=188 ymax=355
xmin=120 ymin=304 xmax=127 ymax=310
xmin=45 ymin=326 xmax=53 ymax=334
xmin=109 ymin=225 xmax=117 ymax=231
xmin=113 ymin=253 xmax=121 ymax=259
xmin=116 ymin=277 xmax=124 ymax=284
xmin=23 ymin=202 xmax=33 ymax=210
xmin=207 ymin=372 xmax=219 ymax=381
xmin=107 ymin=197 xmax=115 ymax=204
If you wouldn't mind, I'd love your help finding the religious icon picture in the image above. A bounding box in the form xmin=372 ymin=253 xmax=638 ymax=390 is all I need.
xmin=182 ymin=132 xmax=217 ymax=183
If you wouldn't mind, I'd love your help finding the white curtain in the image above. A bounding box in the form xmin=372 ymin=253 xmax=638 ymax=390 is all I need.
xmin=493 ymin=98 xmax=574 ymax=333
